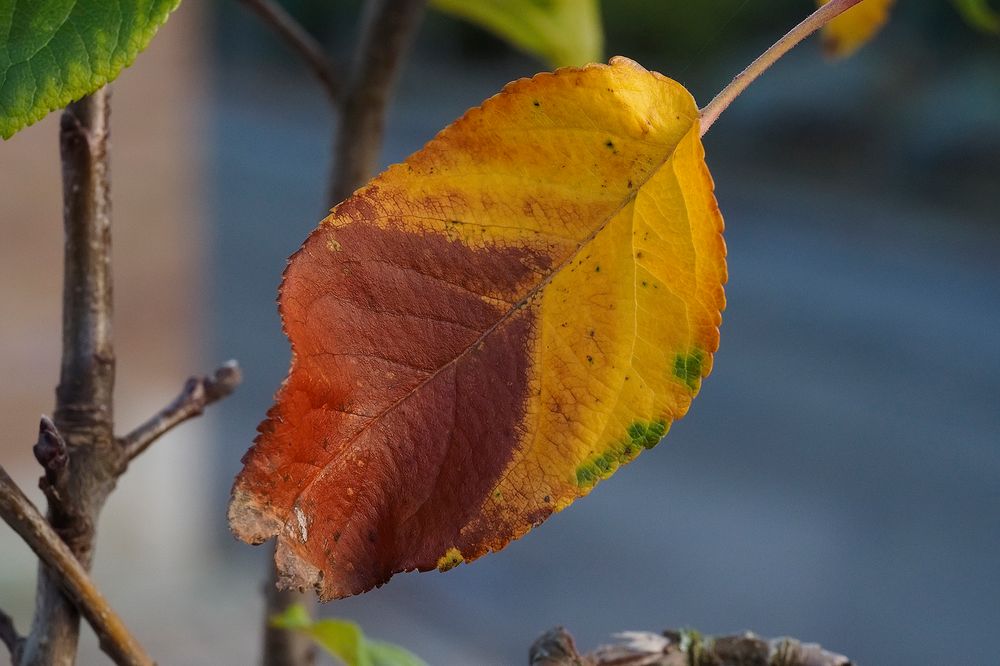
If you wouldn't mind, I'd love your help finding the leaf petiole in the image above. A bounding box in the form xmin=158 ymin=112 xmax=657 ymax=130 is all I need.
xmin=699 ymin=0 xmax=866 ymax=135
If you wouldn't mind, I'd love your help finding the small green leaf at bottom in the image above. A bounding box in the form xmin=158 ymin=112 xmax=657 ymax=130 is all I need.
xmin=271 ymin=604 xmax=427 ymax=666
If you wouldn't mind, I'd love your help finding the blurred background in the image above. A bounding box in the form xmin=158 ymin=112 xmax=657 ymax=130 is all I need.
xmin=1 ymin=1 xmax=998 ymax=663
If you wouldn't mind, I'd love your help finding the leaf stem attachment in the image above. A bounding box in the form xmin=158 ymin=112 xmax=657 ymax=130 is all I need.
xmin=699 ymin=0 xmax=865 ymax=135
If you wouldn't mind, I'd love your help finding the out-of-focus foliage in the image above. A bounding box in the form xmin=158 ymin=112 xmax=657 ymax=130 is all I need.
xmin=0 ymin=0 xmax=181 ymax=139
xmin=954 ymin=0 xmax=1000 ymax=32
xmin=819 ymin=0 xmax=895 ymax=58
xmin=430 ymin=0 xmax=603 ymax=67
xmin=271 ymin=605 xmax=427 ymax=666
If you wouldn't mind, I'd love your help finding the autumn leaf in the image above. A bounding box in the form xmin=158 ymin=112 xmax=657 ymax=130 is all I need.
xmin=818 ymin=0 xmax=895 ymax=58
xmin=229 ymin=56 xmax=727 ymax=600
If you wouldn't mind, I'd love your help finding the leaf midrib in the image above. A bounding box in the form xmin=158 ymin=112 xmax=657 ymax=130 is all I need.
xmin=274 ymin=110 xmax=700 ymax=534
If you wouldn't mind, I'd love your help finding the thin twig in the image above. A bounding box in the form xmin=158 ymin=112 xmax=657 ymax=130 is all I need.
xmin=240 ymin=0 xmax=342 ymax=105
xmin=0 ymin=607 xmax=23 ymax=662
xmin=329 ymin=0 xmax=429 ymax=203
xmin=119 ymin=361 xmax=243 ymax=462
xmin=699 ymin=0 xmax=865 ymax=136
xmin=0 ymin=468 xmax=153 ymax=666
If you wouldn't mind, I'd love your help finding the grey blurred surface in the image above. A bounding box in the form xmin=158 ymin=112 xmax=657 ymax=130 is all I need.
xmin=206 ymin=17 xmax=1000 ymax=666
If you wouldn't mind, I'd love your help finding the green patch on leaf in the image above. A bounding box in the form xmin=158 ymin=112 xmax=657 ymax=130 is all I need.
xmin=0 ymin=0 xmax=181 ymax=139
xmin=429 ymin=0 xmax=603 ymax=68
xmin=673 ymin=349 xmax=704 ymax=391
xmin=575 ymin=419 xmax=669 ymax=487
xmin=627 ymin=420 xmax=668 ymax=450
xmin=271 ymin=604 xmax=427 ymax=666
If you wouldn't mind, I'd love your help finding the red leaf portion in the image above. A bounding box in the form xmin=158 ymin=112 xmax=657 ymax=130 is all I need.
xmin=232 ymin=195 xmax=555 ymax=597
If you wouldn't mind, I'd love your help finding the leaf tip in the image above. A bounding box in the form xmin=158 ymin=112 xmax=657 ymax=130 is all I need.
xmin=227 ymin=486 xmax=282 ymax=545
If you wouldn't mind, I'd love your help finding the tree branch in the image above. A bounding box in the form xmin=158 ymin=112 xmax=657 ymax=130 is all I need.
xmin=21 ymin=86 xmax=120 ymax=666
xmin=0 ymin=607 xmax=24 ymax=663
xmin=262 ymin=566 xmax=318 ymax=666
xmin=0 ymin=467 xmax=153 ymax=666
xmin=530 ymin=626 xmax=853 ymax=666
xmin=240 ymin=0 xmax=342 ymax=105
xmin=119 ymin=361 xmax=243 ymax=463
xmin=329 ymin=0 xmax=429 ymax=203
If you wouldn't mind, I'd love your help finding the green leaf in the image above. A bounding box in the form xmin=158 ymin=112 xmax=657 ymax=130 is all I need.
xmin=954 ymin=0 xmax=1000 ymax=33
xmin=430 ymin=0 xmax=603 ymax=67
xmin=270 ymin=605 xmax=427 ymax=666
xmin=0 ymin=0 xmax=181 ymax=139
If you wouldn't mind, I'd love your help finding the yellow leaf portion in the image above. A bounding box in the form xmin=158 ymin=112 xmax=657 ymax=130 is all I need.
xmin=483 ymin=113 xmax=725 ymax=535
xmin=819 ymin=0 xmax=895 ymax=58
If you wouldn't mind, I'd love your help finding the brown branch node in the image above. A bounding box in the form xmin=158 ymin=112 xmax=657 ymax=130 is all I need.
xmin=33 ymin=415 xmax=68 ymax=491
xmin=120 ymin=361 xmax=243 ymax=464
xmin=34 ymin=415 xmax=94 ymax=556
